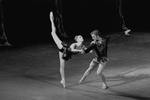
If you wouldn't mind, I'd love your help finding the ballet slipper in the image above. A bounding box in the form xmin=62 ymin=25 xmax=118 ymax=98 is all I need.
xmin=125 ymin=29 xmax=131 ymax=35
xmin=78 ymin=78 xmax=84 ymax=84
xmin=102 ymin=84 xmax=108 ymax=90
xmin=78 ymin=80 xmax=82 ymax=84
xmin=60 ymin=80 xmax=66 ymax=88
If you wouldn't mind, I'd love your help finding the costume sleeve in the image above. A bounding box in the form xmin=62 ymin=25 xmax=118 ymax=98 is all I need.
xmin=84 ymin=43 xmax=94 ymax=53
xmin=97 ymin=37 xmax=109 ymax=52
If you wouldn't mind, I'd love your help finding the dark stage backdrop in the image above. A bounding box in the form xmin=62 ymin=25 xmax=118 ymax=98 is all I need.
xmin=1 ymin=0 xmax=150 ymax=44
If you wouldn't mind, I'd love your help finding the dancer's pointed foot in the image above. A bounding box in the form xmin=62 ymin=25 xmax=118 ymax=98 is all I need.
xmin=60 ymin=80 xmax=66 ymax=88
xmin=4 ymin=42 xmax=11 ymax=46
xmin=125 ymin=29 xmax=131 ymax=35
xmin=50 ymin=12 xmax=54 ymax=21
xmin=102 ymin=84 xmax=108 ymax=90
xmin=78 ymin=80 xmax=82 ymax=84
xmin=78 ymin=78 xmax=84 ymax=84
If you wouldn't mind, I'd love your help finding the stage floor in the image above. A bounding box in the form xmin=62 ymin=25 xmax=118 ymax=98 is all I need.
xmin=0 ymin=32 xmax=150 ymax=100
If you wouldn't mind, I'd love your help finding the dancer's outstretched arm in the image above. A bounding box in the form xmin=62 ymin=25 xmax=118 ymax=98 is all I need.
xmin=50 ymin=12 xmax=63 ymax=49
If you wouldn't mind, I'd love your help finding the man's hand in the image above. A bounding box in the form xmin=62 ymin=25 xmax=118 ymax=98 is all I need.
xmin=81 ymin=49 xmax=85 ymax=54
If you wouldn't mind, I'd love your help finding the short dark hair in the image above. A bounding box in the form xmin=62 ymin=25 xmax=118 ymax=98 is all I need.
xmin=90 ymin=30 xmax=101 ymax=36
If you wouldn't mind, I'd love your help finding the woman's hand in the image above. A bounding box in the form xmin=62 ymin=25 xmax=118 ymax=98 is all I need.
xmin=80 ymin=49 xmax=85 ymax=54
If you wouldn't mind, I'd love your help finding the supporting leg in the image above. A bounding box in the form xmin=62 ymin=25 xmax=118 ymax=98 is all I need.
xmin=97 ymin=62 xmax=108 ymax=89
xmin=59 ymin=52 xmax=66 ymax=88
xmin=50 ymin=12 xmax=66 ymax=88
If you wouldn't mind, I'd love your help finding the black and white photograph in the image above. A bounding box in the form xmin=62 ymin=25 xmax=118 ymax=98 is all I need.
xmin=0 ymin=0 xmax=150 ymax=100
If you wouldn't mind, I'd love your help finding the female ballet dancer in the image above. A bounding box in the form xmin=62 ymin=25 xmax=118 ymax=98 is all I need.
xmin=50 ymin=12 xmax=85 ymax=88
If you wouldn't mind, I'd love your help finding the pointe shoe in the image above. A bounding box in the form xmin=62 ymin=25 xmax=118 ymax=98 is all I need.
xmin=60 ymin=80 xmax=66 ymax=88
xmin=50 ymin=12 xmax=54 ymax=20
xmin=78 ymin=78 xmax=84 ymax=84
xmin=50 ymin=12 xmax=53 ymax=17
xmin=4 ymin=42 xmax=11 ymax=46
xmin=78 ymin=80 xmax=82 ymax=84
xmin=125 ymin=29 xmax=131 ymax=35
xmin=102 ymin=85 xmax=108 ymax=90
